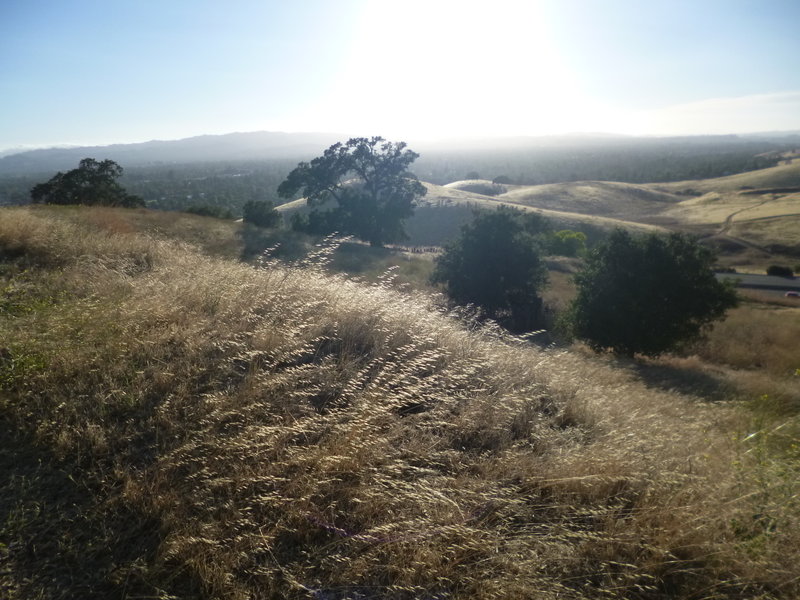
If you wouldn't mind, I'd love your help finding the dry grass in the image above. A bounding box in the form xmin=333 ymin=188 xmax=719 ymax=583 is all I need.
xmin=278 ymin=183 xmax=668 ymax=245
xmin=500 ymin=180 xmax=680 ymax=221
xmin=29 ymin=203 xmax=245 ymax=259
xmin=652 ymin=160 xmax=800 ymax=195
xmin=697 ymin=304 xmax=800 ymax=377
xmin=661 ymin=190 xmax=800 ymax=248
xmin=1 ymin=206 xmax=799 ymax=599
xmin=729 ymin=213 xmax=800 ymax=250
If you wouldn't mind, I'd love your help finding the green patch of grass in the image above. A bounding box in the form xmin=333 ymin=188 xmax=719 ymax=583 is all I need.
xmin=0 ymin=346 xmax=47 ymax=390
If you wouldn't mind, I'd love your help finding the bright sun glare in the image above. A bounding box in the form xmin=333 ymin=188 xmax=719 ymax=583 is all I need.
xmin=294 ymin=0 xmax=625 ymax=139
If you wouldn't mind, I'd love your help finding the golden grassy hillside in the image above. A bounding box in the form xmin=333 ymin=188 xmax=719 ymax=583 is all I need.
xmin=443 ymin=179 xmax=507 ymax=196
xmin=652 ymin=158 xmax=800 ymax=195
xmin=278 ymin=182 xmax=667 ymax=247
xmin=499 ymin=181 xmax=681 ymax=221
xmin=659 ymin=191 xmax=800 ymax=256
xmin=420 ymin=183 xmax=668 ymax=233
xmin=1 ymin=206 xmax=798 ymax=599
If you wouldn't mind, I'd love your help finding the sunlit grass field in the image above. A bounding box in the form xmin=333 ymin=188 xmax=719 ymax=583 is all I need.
xmin=1 ymin=205 xmax=798 ymax=599
xmin=652 ymin=158 xmax=800 ymax=195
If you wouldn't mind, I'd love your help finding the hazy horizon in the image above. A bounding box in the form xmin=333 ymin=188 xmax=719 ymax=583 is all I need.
xmin=2 ymin=0 xmax=799 ymax=152
xmin=4 ymin=127 xmax=800 ymax=157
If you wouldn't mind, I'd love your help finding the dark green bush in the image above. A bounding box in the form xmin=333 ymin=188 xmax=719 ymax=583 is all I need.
xmin=567 ymin=230 xmax=738 ymax=357
xmin=767 ymin=265 xmax=794 ymax=278
xmin=242 ymin=200 xmax=281 ymax=228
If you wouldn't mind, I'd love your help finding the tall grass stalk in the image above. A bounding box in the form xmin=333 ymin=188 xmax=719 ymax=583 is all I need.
xmin=1 ymin=206 xmax=797 ymax=599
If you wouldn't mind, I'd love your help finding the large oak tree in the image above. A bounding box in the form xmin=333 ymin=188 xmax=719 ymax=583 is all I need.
xmin=30 ymin=158 xmax=144 ymax=208
xmin=278 ymin=137 xmax=426 ymax=247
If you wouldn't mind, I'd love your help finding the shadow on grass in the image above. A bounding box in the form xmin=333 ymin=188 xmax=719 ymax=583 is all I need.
xmin=239 ymin=223 xmax=313 ymax=263
xmin=0 ymin=416 xmax=201 ymax=600
xmin=328 ymin=242 xmax=392 ymax=275
xmin=240 ymin=225 xmax=437 ymax=289
xmin=630 ymin=359 xmax=736 ymax=402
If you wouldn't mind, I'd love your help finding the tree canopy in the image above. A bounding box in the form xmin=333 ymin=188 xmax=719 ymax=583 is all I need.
xmin=567 ymin=229 xmax=738 ymax=357
xmin=30 ymin=158 xmax=144 ymax=208
xmin=432 ymin=207 xmax=549 ymax=333
xmin=277 ymin=137 xmax=426 ymax=246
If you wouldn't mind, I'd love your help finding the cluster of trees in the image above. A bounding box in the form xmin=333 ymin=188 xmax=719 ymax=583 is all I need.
xmin=766 ymin=264 xmax=795 ymax=278
xmin=120 ymin=161 xmax=293 ymax=214
xmin=30 ymin=158 xmax=144 ymax=207
xmin=242 ymin=199 xmax=281 ymax=228
xmin=565 ymin=230 xmax=738 ymax=356
xmin=433 ymin=207 xmax=737 ymax=356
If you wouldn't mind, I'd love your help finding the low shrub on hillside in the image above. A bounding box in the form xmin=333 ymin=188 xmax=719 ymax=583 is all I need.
xmin=185 ymin=203 xmax=235 ymax=219
xmin=242 ymin=199 xmax=281 ymax=228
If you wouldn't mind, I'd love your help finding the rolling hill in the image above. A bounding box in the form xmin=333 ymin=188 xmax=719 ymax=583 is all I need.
xmin=650 ymin=159 xmax=800 ymax=254
xmin=277 ymin=181 xmax=668 ymax=248
xmin=434 ymin=162 xmax=800 ymax=257
xmin=1 ymin=205 xmax=798 ymax=599
xmin=498 ymin=180 xmax=681 ymax=218
xmin=650 ymin=155 xmax=800 ymax=194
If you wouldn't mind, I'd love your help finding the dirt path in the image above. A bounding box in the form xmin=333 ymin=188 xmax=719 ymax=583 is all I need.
xmin=718 ymin=196 xmax=774 ymax=235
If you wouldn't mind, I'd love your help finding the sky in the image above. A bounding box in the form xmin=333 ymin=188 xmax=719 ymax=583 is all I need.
xmin=1 ymin=0 xmax=799 ymax=151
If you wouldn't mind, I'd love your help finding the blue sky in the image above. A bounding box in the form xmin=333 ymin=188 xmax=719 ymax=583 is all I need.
xmin=1 ymin=0 xmax=799 ymax=150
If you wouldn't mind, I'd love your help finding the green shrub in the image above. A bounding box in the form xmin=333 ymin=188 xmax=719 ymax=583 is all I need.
xmin=767 ymin=265 xmax=794 ymax=278
xmin=432 ymin=207 xmax=548 ymax=332
xmin=544 ymin=230 xmax=587 ymax=257
xmin=567 ymin=229 xmax=738 ymax=357
xmin=242 ymin=200 xmax=281 ymax=228
xmin=184 ymin=204 xmax=234 ymax=219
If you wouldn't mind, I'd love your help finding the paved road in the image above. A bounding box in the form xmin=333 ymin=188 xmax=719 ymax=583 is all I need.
xmin=716 ymin=272 xmax=800 ymax=292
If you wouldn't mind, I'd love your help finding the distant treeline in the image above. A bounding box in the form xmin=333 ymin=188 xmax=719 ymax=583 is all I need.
xmin=1 ymin=136 xmax=795 ymax=212
xmin=121 ymin=160 xmax=293 ymax=215
xmin=413 ymin=137 xmax=791 ymax=185
xmin=0 ymin=161 xmax=291 ymax=214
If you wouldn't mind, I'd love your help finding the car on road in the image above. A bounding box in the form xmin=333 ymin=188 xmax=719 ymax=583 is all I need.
xmin=786 ymin=291 xmax=800 ymax=298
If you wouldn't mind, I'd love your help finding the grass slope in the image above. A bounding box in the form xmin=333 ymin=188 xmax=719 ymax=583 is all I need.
xmin=652 ymin=158 xmax=800 ymax=195
xmin=499 ymin=181 xmax=681 ymax=221
xmin=278 ymin=183 xmax=666 ymax=249
xmin=1 ymin=206 xmax=798 ymax=599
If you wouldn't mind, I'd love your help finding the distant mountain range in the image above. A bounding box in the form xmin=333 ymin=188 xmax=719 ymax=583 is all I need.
xmin=2 ymin=130 xmax=799 ymax=176
xmin=0 ymin=131 xmax=346 ymax=175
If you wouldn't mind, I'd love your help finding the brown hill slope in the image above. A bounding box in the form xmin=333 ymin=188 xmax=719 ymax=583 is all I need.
xmin=278 ymin=182 xmax=667 ymax=245
xmin=651 ymin=160 xmax=800 ymax=253
xmin=1 ymin=206 xmax=798 ymax=599
xmin=651 ymin=157 xmax=800 ymax=195
xmin=499 ymin=180 xmax=682 ymax=220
